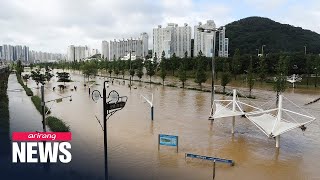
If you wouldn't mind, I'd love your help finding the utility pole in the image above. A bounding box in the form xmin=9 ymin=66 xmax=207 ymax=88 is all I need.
xmin=304 ymin=45 xmax=307 ymax=55
xmin=262 ymin=45 xmax=266 ymax=56
xmin=198 ymin=26 xmax=223 ymax=118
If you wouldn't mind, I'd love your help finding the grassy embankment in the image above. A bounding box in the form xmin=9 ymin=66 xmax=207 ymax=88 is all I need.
xmin=16 ymin=73 xmax=70 ymax=132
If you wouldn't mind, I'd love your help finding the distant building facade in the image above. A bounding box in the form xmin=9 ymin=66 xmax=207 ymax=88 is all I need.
xmin=108 ymin=32 xmax=148 ymax=60
xmin=218 ymin=27 xmax=229 ymax=57
xmin=153 ymin=23 xmax=191 ymax=59
xmin=194 ymin=20 xmax=229 ymax=58
xmin=101 ymin=41 xmax=109 ymax=60
xmin=67 ymin=45 xmax=91 ymax=62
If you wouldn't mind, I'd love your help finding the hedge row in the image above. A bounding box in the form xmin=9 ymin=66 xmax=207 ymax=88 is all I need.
xmin=31 ymin=96 xmax=51 ymax=115
xmin=16 ymin=74 xmax=33 ymax=96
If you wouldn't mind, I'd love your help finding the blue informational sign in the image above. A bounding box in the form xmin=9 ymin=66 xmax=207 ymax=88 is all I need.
xmin=185 ymin=153 xmax=234 ymax=166
xmin=159 ymin=134 xmax=178 ymax=147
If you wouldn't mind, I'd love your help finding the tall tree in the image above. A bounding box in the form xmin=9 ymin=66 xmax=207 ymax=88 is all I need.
xmin=258 ymin=56 xmax=267 ymax=83
xmin=232 ymin=49 xmax=241 ymax=80
xmin=81 ymin=61 xmax=98 ymax=82
xmin=305 ymin=54 xmax=313 ymax=86
xmin=221 ymin=59 xmax=232 ymax=93
xmin=170 ymin=53 xmax=179 ymax=75
xmin=194 ymin=51 xmax=207 ymax=88
xmin=160 ymin=51 xmax=167 ymax=85
xmin=273 ymin=55 xmax=288 ymax=102
xmin=135 ymin=58 xmax=144 ymax=81
xmin=145 ymin=60 xmax=156 ymax=84
xmin=16 ymin=60 xmax=24 ymax=76
xmin=247 ymin=57 xmax=255 ymax=97
xmin=178 ymin=53 xmax=187 ymax=88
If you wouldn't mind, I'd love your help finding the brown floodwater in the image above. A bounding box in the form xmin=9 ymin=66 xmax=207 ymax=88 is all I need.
xmin=12 ymin=69 xmax=320 ymax=180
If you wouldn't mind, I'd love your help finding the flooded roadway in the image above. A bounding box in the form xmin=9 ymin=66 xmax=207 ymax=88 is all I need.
xmin=9 ymin=70 xmax=320 ymax=180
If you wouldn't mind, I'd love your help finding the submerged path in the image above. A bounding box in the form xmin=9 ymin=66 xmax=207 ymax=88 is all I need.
xmin=8 ymin=74 xmax=43 ymax=132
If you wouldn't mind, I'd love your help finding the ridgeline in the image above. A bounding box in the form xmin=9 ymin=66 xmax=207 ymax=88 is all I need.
xmin=225 ymin=16 xmax=320 ymax=55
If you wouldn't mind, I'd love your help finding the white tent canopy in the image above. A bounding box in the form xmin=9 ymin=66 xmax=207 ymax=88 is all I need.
xmin=209 ymin=89 xmax=261 ymax=120
xmin=209 ymin=90 xmax=316 ymax=148
xmin=245 ymin=95 xmax=316 ymax=138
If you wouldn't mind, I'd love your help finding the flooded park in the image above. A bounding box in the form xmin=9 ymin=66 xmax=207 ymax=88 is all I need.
xmin=7 ymin=69 xmax=320 ymax=180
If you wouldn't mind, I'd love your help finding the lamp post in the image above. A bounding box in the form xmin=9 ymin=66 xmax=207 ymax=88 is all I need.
xmin=102 ymin=81 xmax=108 ymax=179
xmin=262 ymin=45 xmax=266 ymax=56
xmin=91 ymin=81 xmax=127 ymax=180
xmin=41 ymin=85 xmax=72 ymax=132
xmin=315 ymin=67 xmax=318 ymax=87
xmin=304 ymin=45 xmax=307 ymax=55
xmin=198 ymin=26 xmax=223 ymax=117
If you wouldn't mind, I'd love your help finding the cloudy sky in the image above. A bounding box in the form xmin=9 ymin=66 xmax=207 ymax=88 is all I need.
xmin=0 ymin=0 xmax=319 ymax=54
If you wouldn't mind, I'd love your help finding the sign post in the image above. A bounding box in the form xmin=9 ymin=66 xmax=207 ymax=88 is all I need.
xmin=91 ymin=81 xmax=128 ymax=180
xmin=158 ymin=134 xmax=179 ymax=153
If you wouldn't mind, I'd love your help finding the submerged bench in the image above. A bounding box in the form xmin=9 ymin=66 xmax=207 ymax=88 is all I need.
xmin=185 ymin=153 xmax=235 ymax=166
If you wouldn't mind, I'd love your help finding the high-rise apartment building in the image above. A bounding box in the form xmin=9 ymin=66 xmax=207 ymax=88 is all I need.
xmin=153 ymin=23 xmax=191 ymax=59
xmin=108 ymin=32 xmax=148 ymax=60
xmin=67 ymin=45 xmax=90 ymax=62
xmin=101 ymin=41 xmax=109 ymax=60
xmin=194 ymin=20 xmax=229 ymax=58
xmin=194 ymin=20 xmax=216 ymax=57
xmin=218 ymin=27 xmax=229 ymax=57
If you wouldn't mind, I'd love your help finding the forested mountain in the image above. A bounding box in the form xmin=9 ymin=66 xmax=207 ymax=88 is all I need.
xmin=225 ymin=16 xmax=320 ymax=55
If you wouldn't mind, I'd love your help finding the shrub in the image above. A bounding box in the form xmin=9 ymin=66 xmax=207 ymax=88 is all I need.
xmin=46 ymin=116 xmax=70 ymax=132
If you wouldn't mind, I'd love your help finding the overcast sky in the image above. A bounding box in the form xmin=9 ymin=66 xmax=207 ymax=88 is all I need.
xmin=0 ymin=0 xmax=319 ymax=54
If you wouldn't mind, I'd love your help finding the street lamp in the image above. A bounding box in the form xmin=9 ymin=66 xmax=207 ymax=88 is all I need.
xmin=41 ymin=85 xmax=72 ymax=132
xmin=198 ymin=26 xmax=223 ymax=118
xmin=125 ymin=50 xmax=135 ymax=90
xmin=262 ymin=45 xmax=266 ymax=56
xmin=91 ymin=81 xmax=128 ymax=180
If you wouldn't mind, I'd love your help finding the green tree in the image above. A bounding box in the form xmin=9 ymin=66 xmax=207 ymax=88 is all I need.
xmin=145 ymin=60 xmax=156 ymax=84
xmin=135 ymin=58 xmax=144 ymax=81
xmin=56 ymin=72 xmax=70 ymax=85
xmin=136 ymin=68 xmax=144 ymax=81
xmin=31 ymin=69 xmax=46 ymax=86
xmin=247 ymin=57 xmax=255 ymax=97
xmin=258 ymin=56 xmax=267 ymax=83
xmin=273 ymin=55 xmax=288 ymax=101
xmin=119 ymin=60 xmax=126 ymax=79
xmin=178 ymin=53 xmax=187 ymax=88
xmin=16 ymin=60 xmax=24 ymax=76
xmin=232 ymin=49 xmax=241 ymax=80
xmin=221 ymin=60 xmax=232 ymax=93
xmin=313 ymin=55 xmax=320 ymax=87
xmin=114 ymin=60 xmax=120 ymax=77
xmin=81 ymin=61 xmax=98 ymax=82
xmin=160 ymin=51 xmax=167 ymax=85
xmin=194 ymin=51 xmax=207 ymax=88
xmin=29 ymin=63 xmax=34 ymax=70
xmin=305 ymin=54 xmax=313 ymax=86
xmin=170 ymin=53 xmax=179 ymax=75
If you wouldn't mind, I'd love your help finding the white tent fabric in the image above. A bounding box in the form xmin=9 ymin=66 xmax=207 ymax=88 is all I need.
xmin=210 ymin=103 xmax=245 ymax=119
xmin=246 ymin=113 xmax=304 ymax=137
